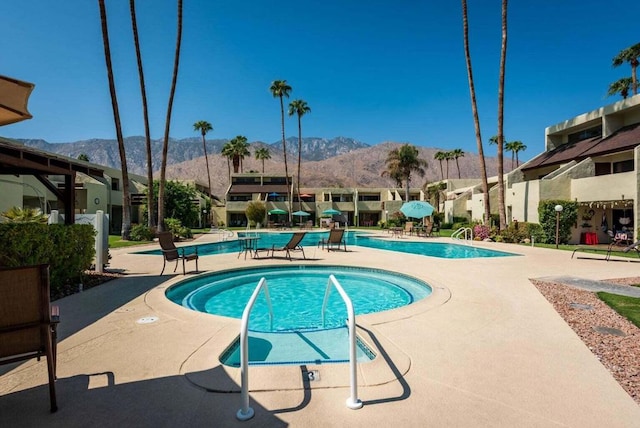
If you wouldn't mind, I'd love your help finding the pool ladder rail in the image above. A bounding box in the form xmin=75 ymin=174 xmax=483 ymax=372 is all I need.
xmin=236 ymin=275 xmax=362 ymax=421
xmin=451 ymin=227 xmax=473 ymax=245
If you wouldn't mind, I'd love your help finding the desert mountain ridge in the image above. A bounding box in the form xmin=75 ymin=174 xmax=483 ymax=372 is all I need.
xmin=14 ymin=136 xmax=509 ymax=197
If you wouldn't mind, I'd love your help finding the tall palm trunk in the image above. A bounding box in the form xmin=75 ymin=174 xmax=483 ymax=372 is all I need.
xmin=129 ymin=0 xmax=154 ymax=228
xmin=158 ymin=0 xmax=183 ymax=232
xmin=279 ymin=96 xmax=292 ymax=221
xmin=99 ymin=0 xmax=131 ymax=239
xmin=296 ymin=116 xmax=302 ymax=210
xmin=496 ymin=0 xmax=508 ymax=230
xmin=200 ymin=132 xmax=212 ymax=203
xmin=462 ymin=0 xmax=490 ymax=224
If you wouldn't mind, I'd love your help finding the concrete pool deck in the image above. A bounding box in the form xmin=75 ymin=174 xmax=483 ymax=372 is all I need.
xmin=1 ymin=230 xmax=639 ymax=427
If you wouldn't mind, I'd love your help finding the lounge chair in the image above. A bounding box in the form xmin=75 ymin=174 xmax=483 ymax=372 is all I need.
xmin=158 ymin=232 xmax=199 ymax=275
xmin=0 ymin=264 xmax=59 ymax=412
xmin=623 ymin=240 xmax=640 ymax=257
xmin=320 ymin=228 xmax=348 ymax=251
xmin=267 ymin=232 xmax=306 ymax=260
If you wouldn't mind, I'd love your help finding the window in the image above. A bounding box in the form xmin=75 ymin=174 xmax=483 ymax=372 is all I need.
xmin=229 ymin=194 xmax=252 ymax=201
xmin=613 ymin=159 xmax=634 ymax=173
xmin=594 ymin=163 xmax=611 ymax=176
xmin=111 ymin=178 xmax=119 ymax=191
xmin=358 ymin=194 xmax=380 ymax=201
xmin=567 ymin=125 xmax=601 ymax=144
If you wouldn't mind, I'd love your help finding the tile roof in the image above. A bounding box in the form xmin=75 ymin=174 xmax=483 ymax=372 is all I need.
xmin=228 ymin=184 xmax=290 ymax=194
xmin=522 ymin=123 xmax=640 ymax=171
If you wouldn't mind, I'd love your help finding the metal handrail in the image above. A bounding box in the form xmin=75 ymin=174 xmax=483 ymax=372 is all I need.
xmin=321 ymin=274 xmax=363 ymax=410
xmin=451 ymin=227 xmax=473 ymax=244
xmin=237 ymin=277 xmax=273 ymax=421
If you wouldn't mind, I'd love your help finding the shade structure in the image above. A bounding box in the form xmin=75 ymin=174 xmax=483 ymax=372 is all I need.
xmin=322 ymin=208 xmax=342 ymax=216
xmin=268 ymin=208 xmax=287 ymax=215
xmin=268 ymin=192 xmax=279 ymax=197
xmin=292 ymin=210 xmax=310 ymax=217
xmin=400 ymin=201 xmax=435 ymax=219
xmin=0 ymin=75 xmax=35 ymax=126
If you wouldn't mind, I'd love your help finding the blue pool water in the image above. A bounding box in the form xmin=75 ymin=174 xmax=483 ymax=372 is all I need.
xmin=219 ymin=327 xmax=376 ymax=366
xmin=138 ymin=231 xmax=517 ymax=259
xmin=166 ymin=265 xmax=432 ymax=332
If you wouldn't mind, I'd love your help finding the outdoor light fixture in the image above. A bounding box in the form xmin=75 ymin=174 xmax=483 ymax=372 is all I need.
xmin=554 ymin=204 xmax=563 ymax=249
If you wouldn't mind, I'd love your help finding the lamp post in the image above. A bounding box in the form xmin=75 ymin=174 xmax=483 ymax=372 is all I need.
xmin=554 ymin=204 xmax=563 ymax=249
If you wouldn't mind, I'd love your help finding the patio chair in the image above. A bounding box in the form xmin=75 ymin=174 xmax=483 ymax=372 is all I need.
xmin=158 ymin=232 xmax=199 ymax=275
xmin=320 ymin=228 xmax=348 ymax=251
xmin=0 ymin=264 xmax=59 ymax=412
xmin=420 ymin=223 xmax=434 ymax=237
xmin=404 ymin=221 xmax=414 ymax=235
xmin=268 ymin=232 xmax=307 ymax=261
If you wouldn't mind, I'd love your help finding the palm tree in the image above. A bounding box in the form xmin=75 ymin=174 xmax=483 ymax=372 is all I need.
xmin=444 ymin=151 xmax=454 ymax=179
xmin=612 ymin=43 xmax=640 ymax=95
xmin=99 ymin=0 xmax=131 ymax=240
xmin=504 ymin=141 xmax=517 ymax=169
xmin=607 ymin=77 xmax=633 ymax=99
xmin=510 ymin=140 xmax=526 ymax=167
xmin=288 ymin=99 xmax=311 ymax=209
xmin=270 ymin=80 xmax=293 ymax=221
xmin=495 ymin=0 xmax=509 ymax=230
xmin=129 ymin=0 xmax=154 ymax=228
xmin=381 ymin=144 xmax=427 ymax=201
xmin=158 ymin=0 xmax=183 ymax=232
xmin=255 ymin=147 xmax=271 ymax=173
xmin=193 ymin=121 xmax=213 ymax=204
xmin=221 ymin=142 xmax=233 ymax=182
xmin=229 ymin=135 xmax=250 ymax=173
xmin=434 ymin=151 xmax=447 ymax=180
xmin=451 ymin=148 xmax=465 ymax=179
xmin=462 ymin=0 xmax=491 ymax=224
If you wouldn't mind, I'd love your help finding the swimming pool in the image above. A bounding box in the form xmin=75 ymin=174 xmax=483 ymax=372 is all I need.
xmin=219 ymin=327 xmax=376 ymax=366
xmin=166 ymin=265 xmax=432 ymax=332
xmin=138 ymin=231 xmax=517 ymax=259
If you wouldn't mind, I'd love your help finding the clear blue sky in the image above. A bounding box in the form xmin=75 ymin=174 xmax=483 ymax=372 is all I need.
xmin=1 ymin=0 xmax=638 ymax=161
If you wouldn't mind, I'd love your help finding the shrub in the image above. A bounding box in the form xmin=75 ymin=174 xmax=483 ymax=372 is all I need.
xmin=0 ymin=223 xmax=95 ymax=298
xmin=473 ymin=224 xmax=491 ymax=240
xmin=245 ymin=201 xmax=266 ymax=226
xmin=130 ymin=224 xmax=155 ymax=241
xmin=164 ymin=218 xmax=192 ymax=240
xmin=500 ymin=221 xmax=545 ymax=243
xmin=538 ymin=200 xmax=578 ymax=244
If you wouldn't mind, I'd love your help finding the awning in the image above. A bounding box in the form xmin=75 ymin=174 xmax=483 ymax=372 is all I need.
xmin=0 ymin=75 xmax=35 ymax=126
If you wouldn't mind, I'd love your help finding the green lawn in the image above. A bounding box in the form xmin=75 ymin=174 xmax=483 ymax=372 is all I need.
xmin=108 ymin=235 xmax=152 ymax=248
xmin=596 ymin=292 xmax=640 ymax=329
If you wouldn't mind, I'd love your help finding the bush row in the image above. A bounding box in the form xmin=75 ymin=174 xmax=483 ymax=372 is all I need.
xmin=0 ymin=223 xmax=95 ymax=298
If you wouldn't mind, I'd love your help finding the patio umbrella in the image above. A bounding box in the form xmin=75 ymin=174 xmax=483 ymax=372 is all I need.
xmin=268 ymin=192 xmax=279 ymax=197
xmin=268 ymin=208 xmax=287 ymax=215
xmin=0 ymin=75 xmax=35 ymax=126
xmin=400 ymin=201 xmax=434 ymax=219
xmin=322 ymin=208 xmax=341 ymax=216
xmin=292 ymin=210 xmax=310 ymax=217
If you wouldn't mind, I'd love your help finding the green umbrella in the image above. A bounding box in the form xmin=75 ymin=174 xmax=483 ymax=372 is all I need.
xmin=322 ymin=208 xmax=341 ymax=216
xmin=268 ymin=208 xmax=287 ymax=215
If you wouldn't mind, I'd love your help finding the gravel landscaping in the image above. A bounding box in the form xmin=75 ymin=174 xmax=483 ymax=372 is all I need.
xmin=531 ymin=277 xmax=640 ymax=405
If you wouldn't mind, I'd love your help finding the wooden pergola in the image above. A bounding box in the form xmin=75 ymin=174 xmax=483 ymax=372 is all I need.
xmin=0 ymin=139 xmax=104 ymax=225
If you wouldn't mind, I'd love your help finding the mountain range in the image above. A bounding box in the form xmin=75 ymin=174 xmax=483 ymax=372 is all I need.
xmin=14 ymin=137 xmax=508 ymax=197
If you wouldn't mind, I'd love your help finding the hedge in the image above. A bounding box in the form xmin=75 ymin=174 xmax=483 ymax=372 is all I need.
xmin=0 ymin=223 xmax=95 ymax=297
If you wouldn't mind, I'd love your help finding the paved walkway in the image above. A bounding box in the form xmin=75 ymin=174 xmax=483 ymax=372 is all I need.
xmin=536 ymin=275 xmax=640 ymax=298
xmin=2 ymin=231 xmax=640 ymax=427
